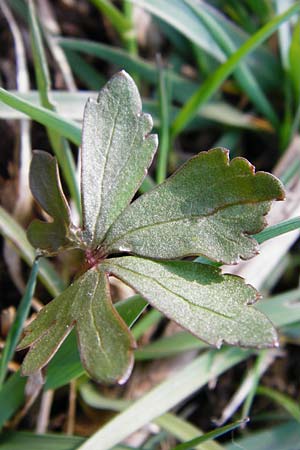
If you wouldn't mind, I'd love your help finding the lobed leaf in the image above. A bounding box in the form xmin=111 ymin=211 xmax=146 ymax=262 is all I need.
xmin=27 ymin=151 xmax=76 ymax=254
xmin=103 ymin=256 xmax=278 ymax=349
xmin=104 ymin=148 xmax=284 ymax=264
xmin=19 ymin=268 xmax=135 ymax=384
xmin=81 ymin=70 xmax=158 ymax=247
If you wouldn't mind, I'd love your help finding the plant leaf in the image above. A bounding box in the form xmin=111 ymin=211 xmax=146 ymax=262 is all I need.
xmin=18 ymin=268 xmax=135 ymax=384
xmin=27 ymin=150 xmax=76 ymax=254
xmin=103 ymin=256 xmax=278 ymax=349
xmin=289 ymin=20 xmax=300 ymax=103
xmin=81 ymin=70 xmax=158 ymax=247
xmin=45 ymin=294 xmax=147 ymax=390
xmin=103 ymin=148 xmax=284 ymax=264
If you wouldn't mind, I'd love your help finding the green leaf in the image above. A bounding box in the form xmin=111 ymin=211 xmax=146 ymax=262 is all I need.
xmin=171 ymin=2 xmax=300 ymax=136
xmin=0 ymin=371 xmax=27 ymax=429
xmin=19 ymin=268 xmax=135 ymax=384
xmin=28 ymin=0 xmax=80 ymax=210
xmin=0 ymin=259 xmax=39 ymax=387
xmin=103 ymin=256 xmax=278 ymax=349
xmin=45 ymin=294 xmax=147 ymax=390
xmin=0 ymin=87 xmax=81 ymax=146
xmin=0 ymin=205 xmax=65 ymax=296
xmin=90 ymin=0 xmax=131 ymax=35
xmin=171 ymin=418 xmax=248 ymax=450
xmin=0 ymin=90 xmax=264 ymax=132
xmin=81 ymin=70 xmax=157 ymax=247
xmin=225 ymin=421 xmax=300 ymax=450
xmin=185 ymin=0 xmax=278 ymax=127
xmin=256 ymin=385 xmax=300 ymax=422
xmin=41 ymin=285 xmax=300 ymax=390
xmin=27 ymin=151 xmax=77 ymax=254
xmin=131 ymin=0 xmax=280 ymax=89
xmin=77 ymin=347 xmax=251 ymax=450
xmin=0 ymin=432 xmax=85 ymax=450
xmin=104 ymin=148 xmax=284 ymax=263
xmin=253 ymin=217 xmax=300 ymax=244
xmin=289 ymin=20 xmax=300 ymax=103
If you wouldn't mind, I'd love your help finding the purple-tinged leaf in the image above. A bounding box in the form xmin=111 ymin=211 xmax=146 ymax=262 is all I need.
xmin=103 ymin=257 xmax=278 ymax=349
xmin=81 ymin=70 xmax=157 ymax=248
xmin=104 ymin=148 xmax=285 ymax=264
xmin=27 ymin=150 xmax=77 ymax=254
xmin=19 ymin=268 xmax=135 ymax=384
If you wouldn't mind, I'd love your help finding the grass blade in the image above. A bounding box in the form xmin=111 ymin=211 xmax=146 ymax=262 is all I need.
xmin=80 ymin=383 xmax=223 ymax=449
xmin=0 ymin=87 xmax=81 ymax=145
xmin=89 ymin=0 xmax=131 ymax=35
xmin=171 ymin=2 xmax=300 ymax=137
xmin=58 ymin=37 xmax=197 ymax=104
xmin=28 ymin=0 xmax=80 ymax=210
xmin=225 ymin=420 xmax=300 ymax=450
xmin=253 ymin=217 xmax=300 ymax=244
xmin=185 ymin=0 xmax=278 ymax=127
xmin=172 ymin=419 xmax=248 ymax=450
xmin=63 ymin=49 xmax=105 ymax=90
xmin=0 ymin=206 xmax=64 ymax=296
xmin=0 ymin=431 xmax=85 ymax=450
xmin=257 ymin=386 xmax=300 ymax=422
xmin=132 ymin=0 xmax=280 ymax=89
xmin=77 ymin=348 xmax=252 ymax=450
xmin=0 ymin=371 xmax=26 ymax=429
xmin=0 ymin=258 xmax=39 ymax=388
xmin=0 ymin=91 xmax=265 ymax=132
xmin=156 ymin=55 xmax=170 ymax=183
xmin=241 ymin=350 xmax=269 ymax=419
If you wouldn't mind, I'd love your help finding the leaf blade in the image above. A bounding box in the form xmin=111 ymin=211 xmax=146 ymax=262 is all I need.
xmin=103 ymin=256 xmax=278 ymax=349
xmin=75 ymin=269 xmax=135 ymax=384
xmin=81 ymin=70 xmax=157 ymax=247
xmin=104 ymin=148 xmax=284 ymax=264
xmin=27 ymin=151 xmax=76 ymax=254
xmin=19 ymin=268 xmax=135 ymax=384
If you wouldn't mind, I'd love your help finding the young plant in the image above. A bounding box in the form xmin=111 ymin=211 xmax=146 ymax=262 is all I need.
xmin=18 ymin=71 xmax=285 ymax=384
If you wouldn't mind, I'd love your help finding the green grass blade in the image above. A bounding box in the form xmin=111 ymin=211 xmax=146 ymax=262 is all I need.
xmin=57 ymin=38 xmax=197 ymax=104
xmin=241 ymin=350 xmax=269 ymax=419
xmin=45 ymin=295 xmax=147 ymax=390
xmin=0 ymin=258 xmax=39 ymax=388
xmin=225 ymin=420 xmax=300 ymax=450
xmin=0 ymin=87 xmax=81 ymax=145
xmin=257 ymin=386 xmax=300 ymax=422
xmin=172 ymin=419 xmax=248 ymax=450
xmin=171 ymin=2 xmax=300 ymax=137
xmin=253 ymin=217 xmax=300 ymax=244
xmin=77 ymin=348 xmax=252 ymax=450
xmin=0 ymin=206 xmax=64 ymax=296
xmin=63 ymin=49 xmax=105 ymax=90
xmin=156 ymin=56 xmax=170 ymax=183
xmin=28 ymin=0 xmax=80 ymax=210
xmin=275 ymin=0 xmax=292 ymax=70
xmin=0 ymin=431 xmax=85 ymax=450
xmin=90 ymin=0 xmax=131 ymax=34
xmin=123 ymin=0 xmax=139 ymax=83
xmin=0 ymin=91 xmax=264 ymax=132
xmin=80 ymin=383 xmax=223 ymax=449
xmin=0 ymin=371 xmax=26 ymax=429
xmin=132 ymin=308 xmax=161 ymax=340
xmin=185 ymin=0 xmax=278 ymax=127
xmin=132 ymin=0 xmax=280 ymax=89
xmin=258 ymin=288 xmax=300 ymax=328
xmin=135 ymin=331 xmax=207 ymax=360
